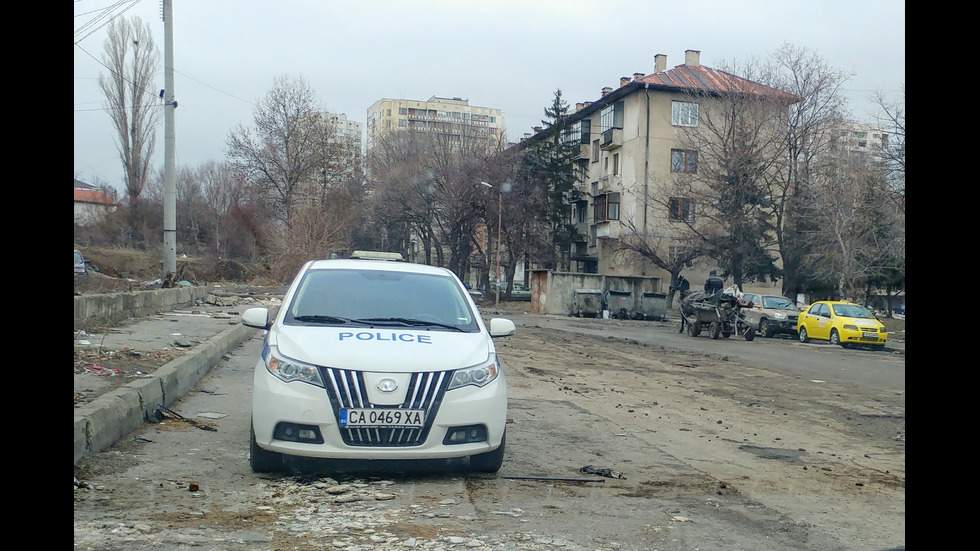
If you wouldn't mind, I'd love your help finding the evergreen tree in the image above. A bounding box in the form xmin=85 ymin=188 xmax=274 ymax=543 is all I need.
xmin=520 ymin=89 xmax=581 ymax=270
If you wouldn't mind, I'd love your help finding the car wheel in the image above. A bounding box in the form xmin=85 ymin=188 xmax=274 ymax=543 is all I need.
xmin=709 ymin=321 xmax=721 ymax=340
xmin=470 ymin=431 xmax=505 ymax=473
xmin=744 ymin=327 xmax=756 ymax=341
xmin=760 ymin=319 xmax=774 ymax=338
xmin=250 ymin=423 xmax=283 ymax=473
xmin=829 ymin=329 xmax=844 ymax=347
xmin=799 ymin=326 xmax=810 ymax=343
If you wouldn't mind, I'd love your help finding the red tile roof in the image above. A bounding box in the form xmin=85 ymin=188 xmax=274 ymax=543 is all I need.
xmin=74 ymin=188 xmax=117 ymax=206
xmin=640 ymin=64 xmax=799 ymax=103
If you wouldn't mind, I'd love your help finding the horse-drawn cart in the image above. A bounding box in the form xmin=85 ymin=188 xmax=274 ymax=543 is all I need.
xmin=679 ymin=289 xmax=756 ymax=341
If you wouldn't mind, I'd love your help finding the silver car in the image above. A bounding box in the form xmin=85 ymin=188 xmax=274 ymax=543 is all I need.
xmin=741 ymin=293 xmax=800 ymax=338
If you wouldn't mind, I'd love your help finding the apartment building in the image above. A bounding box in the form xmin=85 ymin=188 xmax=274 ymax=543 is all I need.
xmin=322 ymin=111 xmax=364 ymax=171
xmin=835 ymin=121 xmax=891 ymax=160
xmin=366 ymin=96 xmax=505 ymax=154
xmin=523 ymin=50 xmax=798 ymax=289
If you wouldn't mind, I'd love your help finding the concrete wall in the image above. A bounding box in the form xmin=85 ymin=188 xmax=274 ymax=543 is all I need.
xmin=74 ymin=286 xmax=210 ymax=331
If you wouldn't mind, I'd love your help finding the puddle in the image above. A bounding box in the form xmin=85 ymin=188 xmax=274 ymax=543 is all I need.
xmin=739 ymin=445 xmax=806 ymax=465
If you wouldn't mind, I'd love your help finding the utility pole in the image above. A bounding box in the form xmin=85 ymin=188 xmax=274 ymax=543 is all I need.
xmin=162 ymin=0 xmax=177 ymax=282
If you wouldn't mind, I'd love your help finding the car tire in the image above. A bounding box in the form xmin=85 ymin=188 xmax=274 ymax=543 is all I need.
xmin=799 ymin=326 xmax=810 ymax=343
xmin=829 ymin=329 xmax=845 ymax=347
xmin=470 ymin=431 xmax=505 ymax=473
xmin=250 ymin=423 xmax=283 ymax=473
xmin=872 ymin=343 xmax=885 ymax=351
xmin=709 ymin=321 xmax=721 ymax=340
xmin=760 ymin=319 xmax=774 ymax=338
xmin=744 ymin=327 xmax=756 ymax=341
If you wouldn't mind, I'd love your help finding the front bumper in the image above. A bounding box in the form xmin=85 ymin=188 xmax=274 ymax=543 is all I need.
xmin=251 ymin=363 xmax=507 ymax=460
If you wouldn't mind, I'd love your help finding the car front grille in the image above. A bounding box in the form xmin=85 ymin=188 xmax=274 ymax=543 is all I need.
xmin=318 ymin=367 xmax=450 ymax=447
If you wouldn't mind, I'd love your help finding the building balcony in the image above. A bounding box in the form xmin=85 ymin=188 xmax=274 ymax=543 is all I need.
xmin=600 ymin=128 xmax=623 ymax=150
xmin=598 ymin=174 xmax=621 ymax=192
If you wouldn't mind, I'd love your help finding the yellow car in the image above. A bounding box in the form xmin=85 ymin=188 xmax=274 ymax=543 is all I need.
xmin=797 ymin=301 xmax=887 ymax=350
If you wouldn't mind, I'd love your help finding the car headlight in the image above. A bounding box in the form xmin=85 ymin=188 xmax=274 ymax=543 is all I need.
xmin=448 ymin=355 xmax=499 ymax=389
xmin=842 ymin=324 xmax=859 ymax=332
xmin=773 ymin=312 xmax=786 ymax=319
xmin=263 ymin=345 xmax=325 ymax=387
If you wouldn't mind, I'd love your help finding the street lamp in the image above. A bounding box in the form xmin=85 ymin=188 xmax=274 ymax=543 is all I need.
xmin=480 ymin=181 xmax=502 ymax=307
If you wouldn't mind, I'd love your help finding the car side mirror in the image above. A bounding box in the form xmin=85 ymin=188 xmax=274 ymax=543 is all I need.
xmin=241 ymin=307 xmax=272 ymax=330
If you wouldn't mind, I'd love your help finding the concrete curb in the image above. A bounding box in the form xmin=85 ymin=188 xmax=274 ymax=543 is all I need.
xmin=74 ymin=323 xmax=258 ymax=467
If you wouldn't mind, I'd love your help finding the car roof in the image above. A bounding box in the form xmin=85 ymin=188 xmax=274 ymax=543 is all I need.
xmin=304 ymin=258 xmax=455 ymax=277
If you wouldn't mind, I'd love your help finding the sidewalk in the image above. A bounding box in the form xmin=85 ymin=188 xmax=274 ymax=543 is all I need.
xmin=73 ymin=304 xmax=264 ymax=467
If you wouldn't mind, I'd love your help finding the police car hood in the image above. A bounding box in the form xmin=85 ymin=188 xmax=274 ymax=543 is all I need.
xmin=271 ymin=326 xmax=493 ymax=371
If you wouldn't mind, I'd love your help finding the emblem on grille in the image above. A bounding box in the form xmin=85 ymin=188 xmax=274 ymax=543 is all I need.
xmin=377 ymin=378 xmax=398 ymax=392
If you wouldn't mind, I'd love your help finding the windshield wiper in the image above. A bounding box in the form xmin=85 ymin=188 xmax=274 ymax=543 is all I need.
xmin=292 ymin=315 xmax=363 ymax=325
xmin=357 ymin=317 xmax=465 ymax=332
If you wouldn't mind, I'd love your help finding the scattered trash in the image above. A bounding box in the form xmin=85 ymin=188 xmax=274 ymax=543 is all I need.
xmin=503 ymin=475 xmax=606 ymax=483
xmin=81 ymin=363 xmax=121 ymax=376
xmin=580 ymin=465 xmax=627 ymax=480
xmin=156 ymin=406 xmax=217 ymax=432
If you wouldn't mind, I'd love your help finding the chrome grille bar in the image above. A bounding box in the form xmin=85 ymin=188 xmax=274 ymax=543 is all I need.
xmin=319 ymin=367 xmax=449 ymax=447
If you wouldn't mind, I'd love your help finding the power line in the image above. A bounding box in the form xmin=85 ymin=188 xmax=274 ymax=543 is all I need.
xmin=74 ymin=0 xmax=143 ymax=44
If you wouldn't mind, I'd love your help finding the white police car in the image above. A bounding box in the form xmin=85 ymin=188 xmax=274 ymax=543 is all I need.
xmin=241 ymin=257 xmax=515 ymax=473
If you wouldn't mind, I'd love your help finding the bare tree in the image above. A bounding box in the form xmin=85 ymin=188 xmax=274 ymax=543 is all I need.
xmin=675 ymin=65 xmax=794 ymax=289
xmin=762 ymin=43 xmax=853 ymax=298
xmin=200 ymin=161 xmax=236 ymax=256
xmin=366 ymin=129 xmax=489 ymax=282
xmin=873 ymin=82 xmax=905 ymax=215
xmin=98 ymin=15 xmax=162 ymax=243
xmin=226 ymin=75 xmax=332 ymax=223
xmin=803 ymin=144 xmax=897 ymax=302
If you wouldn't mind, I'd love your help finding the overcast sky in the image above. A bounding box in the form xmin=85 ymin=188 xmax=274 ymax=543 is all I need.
xmin=74 ymin=0 xmax=905 ymax=191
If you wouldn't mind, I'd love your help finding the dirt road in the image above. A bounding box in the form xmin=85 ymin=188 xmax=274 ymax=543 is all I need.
xmin=74 ymin=311 xmax=905 ymax=550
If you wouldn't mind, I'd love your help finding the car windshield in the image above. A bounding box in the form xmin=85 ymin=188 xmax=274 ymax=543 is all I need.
xmin=762 ymin=296 xmax=797 ymax=310
xmin=832 ymin=303 xmax=875 ymax=319
xmin=284 ymin=268 xmax=479 ymax=332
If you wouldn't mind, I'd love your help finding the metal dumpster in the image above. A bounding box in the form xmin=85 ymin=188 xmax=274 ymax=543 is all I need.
xmin=639 ymin=292 xmax=667 ymax=321
xmin=604 ymin=290 xmax=633 ymax=319
xmin=572 ymin=289 xmax=603 ymax=317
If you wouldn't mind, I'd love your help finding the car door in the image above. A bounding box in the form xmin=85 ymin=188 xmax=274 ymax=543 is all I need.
xmin=808 ymin=303 xmax=832 ymax=340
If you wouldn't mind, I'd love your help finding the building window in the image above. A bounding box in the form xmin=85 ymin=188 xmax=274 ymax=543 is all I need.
xmin=398 ymin=107 xmax=407 ymax=115
xmin=386 ymin=108 xmax=392 ymax=117
xmin=669 ymin=246 xmax=694 ymax=268
xmin=592 ymin=139 xmax=600 ymax=162
xmin=601 ymin=101 xmax=624 ymax=130
xmin=398 ymin=119 xmax=407 ymax=127
xmin=575 ymin=201 xmax=587 ymax=223
xmin=589 ymin=225 xmax=597 ymax=246
xmin=670 ymin=149 xmax=697 ymax=173
xmin=580 ymin=119 xmax=591 ymax=144
xmin=671 ymin=101 xmax=699 ymax=127
xmin=590 ymin=181 xmax=599 ymax=196
xmin=669 ymin=198 xmax=694 ymax=222
xmin=613 ymin=153 xmax=619 ymax=176
xmin=594 ymin=192 xmax=620 ymax=222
